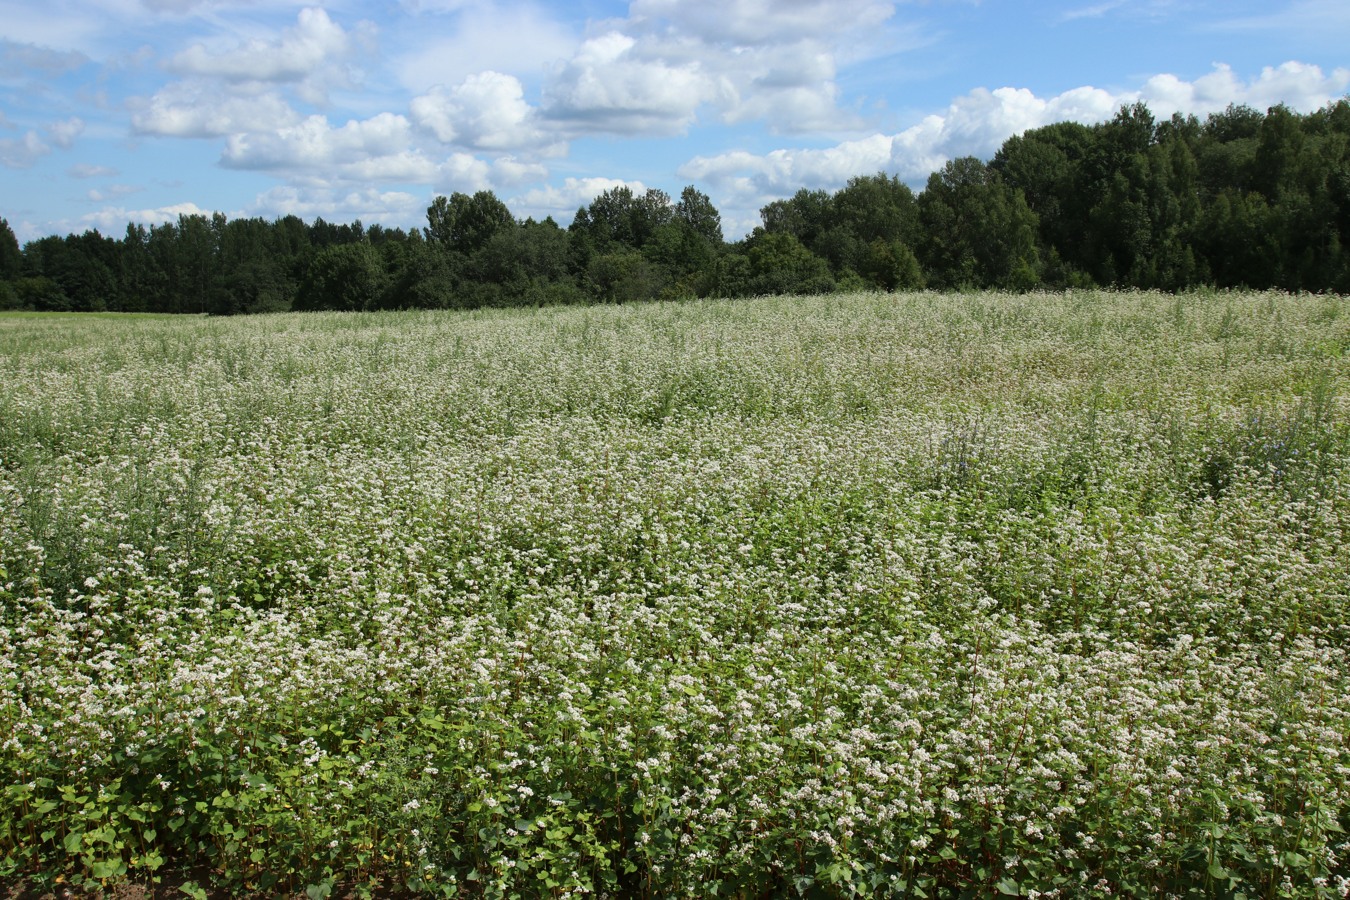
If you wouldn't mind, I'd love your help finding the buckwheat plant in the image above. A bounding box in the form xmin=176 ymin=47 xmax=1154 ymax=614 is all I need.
xmin=1 ymin=290 xmax=1348 ymax=897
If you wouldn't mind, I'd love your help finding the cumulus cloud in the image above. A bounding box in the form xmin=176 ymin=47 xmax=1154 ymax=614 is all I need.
xmin=431 ymin=154 xmax=549 ymax=193
xmin=397 ymin=0 xmax=897 ymax=144
xmin=213 ymin=109 xmax=541 ymax=196
xmin=527 ymin=0 xmax=905 ymax=138
xmin=1121 ymin=62 xmax=1349 ymax=125
xmin=542 ymin=32 xmax=721 ymax=135
xmin=132 ymin=83 xmax=302 ymax=137
xmin=222 ymin=112 xmax=416 ymax=170
xmin=132 ymin=8 xmax=371 ymax=138
xmin=169 ymin=8 xmax=353 ymax=84
xmin=411 ymin=71 xmax=559 ymax=152
xmin=490 ymin=157 xmax=550 ymax=186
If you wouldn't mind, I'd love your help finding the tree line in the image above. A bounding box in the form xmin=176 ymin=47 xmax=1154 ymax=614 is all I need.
xmin=2 ymin=99 xmax=1349 ymax=314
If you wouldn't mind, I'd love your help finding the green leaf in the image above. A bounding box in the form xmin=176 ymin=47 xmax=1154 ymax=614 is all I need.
xmin=64 ymin=830 xmax=84 ymax=853
xmin=1209 ymin=862 xmax=1229 ymax=879
xmin=996 ymin=878 xmax=1021 ymax=896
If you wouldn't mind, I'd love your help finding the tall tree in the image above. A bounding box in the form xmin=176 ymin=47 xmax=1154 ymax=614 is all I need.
xmin=572 ymin=186 xmax=675 ymax=251
xmin=0 ymin=217 xmax=22 ymax=282
xmin=426 ymin=191 xmax=515 ymax=255
xmin=918 ymin=157 xmax=1040 ymax=289
xmin=674 ymin=185 xmax=723 ymax=245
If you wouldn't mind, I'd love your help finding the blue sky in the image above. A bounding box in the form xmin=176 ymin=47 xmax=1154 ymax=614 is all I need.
xmin=2 ymin=0 xmax=1348 ymax=242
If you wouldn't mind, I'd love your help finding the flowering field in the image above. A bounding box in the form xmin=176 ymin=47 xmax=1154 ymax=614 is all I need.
xmin=2 ymin=290 xmax=1349 ymax=898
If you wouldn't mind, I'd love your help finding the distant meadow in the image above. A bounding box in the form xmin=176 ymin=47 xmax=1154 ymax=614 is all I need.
xmin=2 ymin=289 xmax=1349 ymax=897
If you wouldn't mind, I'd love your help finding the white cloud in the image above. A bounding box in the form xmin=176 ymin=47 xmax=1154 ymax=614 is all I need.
xmin=491 ymin=157 xmax=550 ymax=186
xmin=1221 ymin=61 xmax=1350 ymax=113
xmin=214 ymin=109 xmax=540 ymax=196
xmin=695 ymin=39 xmax=861 ymax=133
xmin=221 ymin=112 xmax=414 ymax=170
xmin=535 ymin=0 xmax=900 ymax=138
xmin=542 ymin=31 xmax=721 ymax=135
xmin=429 ymin=153 xmax=547 ymax=193
xmin=411 ymin=71 xmax=558 ymax=152
xmin=168 ymin=8 xmax=353 ymax=84
xmin=132 ymin=83 xmax=302 ymax=137
xmin=433 ymin=153 xmax=493 ymax=192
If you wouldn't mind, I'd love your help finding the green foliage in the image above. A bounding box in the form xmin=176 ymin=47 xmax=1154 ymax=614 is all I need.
xmin=919 ymin=157 xmax=1041 ymax=288
xmin=425 ymin=191 xmax=514 ymax=255
xmin=732 ymin=230 xmax=836 ymax=295
xmin=674 ymin=185 xmax=723 ymax=245
xmin=571 ymin=185 xmax=675 ymax=252
xmin=0 ymin=217 xmax=21 ymax=282
xmin=296 ymin=242 xmax=389 ymax=311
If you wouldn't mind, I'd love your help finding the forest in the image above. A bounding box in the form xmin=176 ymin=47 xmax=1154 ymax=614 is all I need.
xmin=2 ymin=98 xmax=1349 ymax=315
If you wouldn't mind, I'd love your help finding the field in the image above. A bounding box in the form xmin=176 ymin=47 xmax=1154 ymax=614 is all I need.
xmin=1 ymin=290 xmax=1349 ymax=898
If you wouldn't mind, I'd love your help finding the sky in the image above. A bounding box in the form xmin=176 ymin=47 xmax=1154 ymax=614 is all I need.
xmin=1 ymin=0 xmax=1348 ymax=243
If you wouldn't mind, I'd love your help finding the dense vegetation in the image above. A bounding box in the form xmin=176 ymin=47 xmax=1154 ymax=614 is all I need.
xmin=2 ymin=99 xmax=1350 ymax=315
xmin=2 ymin=290 xmax=1348 ymax=896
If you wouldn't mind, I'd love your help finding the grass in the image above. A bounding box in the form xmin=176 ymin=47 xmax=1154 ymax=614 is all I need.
xmin=1 ymin=289 xmax=1349 ymax=898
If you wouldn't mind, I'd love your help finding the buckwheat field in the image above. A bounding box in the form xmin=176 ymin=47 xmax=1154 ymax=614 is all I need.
xmin=2 ymin=290 xmax=1349 ymax=898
